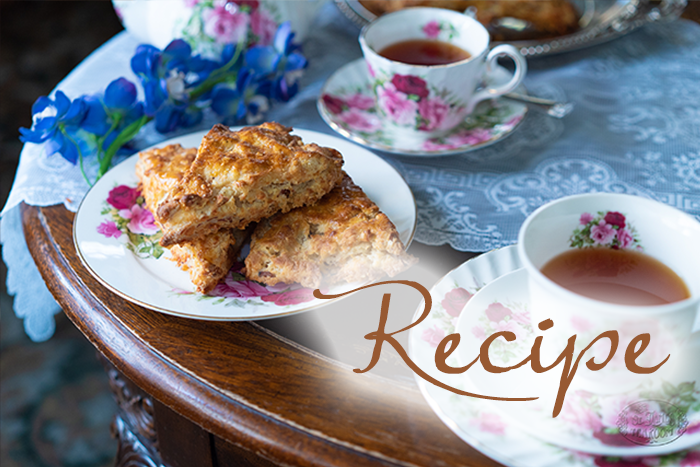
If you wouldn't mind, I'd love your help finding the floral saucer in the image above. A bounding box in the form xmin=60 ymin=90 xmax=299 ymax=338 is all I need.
xmin=408 ymin=246 xmax=700 ymax=467
xmin=318 ymin=58 xmax=528 ymax=157
xmin=455 ymin=267 xmax=700 ymax=456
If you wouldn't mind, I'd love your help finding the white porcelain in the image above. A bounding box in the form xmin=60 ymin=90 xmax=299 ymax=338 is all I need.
xmin=73 ymin=128 xmax=416 ymax=321
xmin=408 ymin=246 xmax=700 ymax=466
xmin=359 ymin=7 xmax=527 ymax=142
xmin=112 ymin=0 xmax=323 ymax=57
xmin=454 ymin=267 xmax=700 ymax=456
xmin=318 ymin=59 xmax=527 ymax=157
xmin=518 ymin=193 xmax=700 ymax=394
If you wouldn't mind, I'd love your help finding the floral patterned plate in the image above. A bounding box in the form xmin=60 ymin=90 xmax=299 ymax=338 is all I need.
xmin=73 ymin=128 xmax=417 ymax=320
xmin=455 ymin=267 xmax=700 ymax=457
xmin=408 ymin=246 xmax=700 ymax=467
xmin=318 ymin=58 xmax=527 ymax=157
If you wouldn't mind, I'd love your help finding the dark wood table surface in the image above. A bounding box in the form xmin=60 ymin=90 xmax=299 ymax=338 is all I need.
xmin=21 ymin=6 xmax=700 ymax=465
xmin=22 ymin=203 xmax=504 ymax=467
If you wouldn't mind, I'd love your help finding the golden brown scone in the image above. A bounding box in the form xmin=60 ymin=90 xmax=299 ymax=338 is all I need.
xmin=360 ymin=0 xmax=579 ymax=40
xmin=135 ymin=144 xmax=249 ymax=294
xmin=135 ymin=143 xmax=197 ymax=220
xmin=245 ymin=172 xmax=417 ymax=288
xmin=169 ymin=227 xmax=251 ymax=294
xmin=153 ymin=123 xmax=344 ymax=247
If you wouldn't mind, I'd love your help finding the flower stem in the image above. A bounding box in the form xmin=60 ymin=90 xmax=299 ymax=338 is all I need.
xmin=189 ymin=40 xmax=246 ymax=100
xmin=60 ymin=127 xmax=92 ymax=187
xmin=98 ymin=114 xmax=150 ymax=178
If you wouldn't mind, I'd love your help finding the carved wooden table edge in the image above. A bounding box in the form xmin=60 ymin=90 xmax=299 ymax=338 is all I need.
xmin=21 ymin=202 xmax=503 ymax=467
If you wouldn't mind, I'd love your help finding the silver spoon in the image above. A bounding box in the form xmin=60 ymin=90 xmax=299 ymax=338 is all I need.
xmin=503 ymin=92 xmax=575 ymax=118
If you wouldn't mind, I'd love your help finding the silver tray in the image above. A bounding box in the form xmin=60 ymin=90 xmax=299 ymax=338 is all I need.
xmin=334 ymin=0 xmax=687 ymax=57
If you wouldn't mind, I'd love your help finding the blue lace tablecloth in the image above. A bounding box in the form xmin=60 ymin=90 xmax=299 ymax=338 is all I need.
xmin=3 ymin=2 xmax=700 ymax=340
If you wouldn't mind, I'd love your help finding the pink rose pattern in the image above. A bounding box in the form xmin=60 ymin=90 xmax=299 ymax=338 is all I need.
xmin=98 ymin=185 xmax=313 ymax=306
xmin=477 ymin=412 xmax=507 ymax=435
xmin=441 ymin=287 xmax=472 ymax=317
xmin=96 ymin=220 xmax=121 ymax=239
xmin=419 ymin=287 xmax=699 ymax=464
xmin=421 ymin=115 xmax=523 ymax=151
xmin=570 ymin=211 xmax=642 ymax=250
xmin=422 ymin=20 xmax=441 ymax=39
xmin=559 ymin=381 xmax=698 ymax=448
xmin=119 ymin=204 xmax=159 ymax=235
xmin=322 ymin=86 xmax=524 ymax=152
xmin=421 ymin=20 xmax=458 ymax=40
xmin=98 ymin=185 xmax=165 ymax=259
xmin=421 ymin=285 xmax=478 ymax=347
xmin=204 ymin=263 xmax=315 ymax=306
xmin=107 ymin=184 xmax=140 ymax=209
xmin=202 ymin=0 xmax=250 ymax=45
xmin=182 ymin=0 xmax=279 ymax=56
xmin=249 ymin=8 xmax=276 ymax=46
xmin=373 ymin=73 xmax=467 ymax=132
xmin=377 ymin=82 xmax=419 ymax=126
xmin=338 ymin=108 xmax=381 ymax=133
xmin=322 ymin=93 xmax=381 ymax=133
xmin=421 ymin=325 xmax=446 ymax=348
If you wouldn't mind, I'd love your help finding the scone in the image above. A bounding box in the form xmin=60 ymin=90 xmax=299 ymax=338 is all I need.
xmin=245 ymin=172 xmax=417 ymax=288
xmin=135 ymin=143 xmax=248 ymax=294
xmin=359 ymin=0 xmax=579 ymax=40
xmin=169 ymin=227 xmax=251 ymax=294
xmin=151 ymin=122 xmax=344 ymax=247
xmin=135 ymin=143 xmax=197 ymax=213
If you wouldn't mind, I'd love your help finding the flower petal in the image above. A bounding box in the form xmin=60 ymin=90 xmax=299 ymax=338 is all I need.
xmin=154 ymin=105 xmax=181 ymax=133
xmin=284 ymin=52 xmax=307 ymax=72
xmin=81 ymin=96 xmax=111 ymax=135
xmin=53 ymin=91 xmax=72 ymax=117
xmin=124 ymin=102 xmax=145 ymax=123
xmin=245 ymin=46 xmax=280 ymax=76
xmin=131 ymin=45 xmax=160 ymax=76
xmin=19 ymin=127 xmax=45 ymax=143
xmin=104 ymin=78 xmax=138 ymax=110
xmin=211 ymin=86 xmax=241 ymax=117
xmin=63 ymin=98 xmax=87 ymax=124
xmin=178 ymin=106 xmax=202 ymax=128
xmin=31 ymin=96 xmax=53 ymax=116
xmin=163 ymin=39 xmax=192 ymax=61
xmin=273 ymin=21 xmax=292 ymax=54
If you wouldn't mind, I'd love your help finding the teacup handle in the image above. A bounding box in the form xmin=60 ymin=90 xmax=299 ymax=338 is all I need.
xmin=467 ymin=44 xmax=527 ymax=113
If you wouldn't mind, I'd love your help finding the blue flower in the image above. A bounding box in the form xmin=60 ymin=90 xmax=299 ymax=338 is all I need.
xmin=19 ymin=91 xmax=88 ymax=164
xmin=101 ymin=78 xmax=146 ymax=150
xmin=130 ymin=40 xmax=215 ymax=133
xmin=211 ymin=68 xmax=257 ymax=125
xmin=244 ymin=22 xmax=306 ymax=103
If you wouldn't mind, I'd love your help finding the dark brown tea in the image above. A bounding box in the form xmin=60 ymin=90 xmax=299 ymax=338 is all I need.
xmin=540 ymin=248 xmax=690 ymax=306
xmin=379 ymin=39 xmax=471 ymax=66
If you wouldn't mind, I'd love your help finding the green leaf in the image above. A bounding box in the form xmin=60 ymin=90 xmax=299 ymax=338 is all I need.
xmin=663 ymin=381 xmax=678 ymax=396
xmin=678 ymin=381 xmax=695 ymax=394
xmin=152 ymin=246 xmax=164 ymax=260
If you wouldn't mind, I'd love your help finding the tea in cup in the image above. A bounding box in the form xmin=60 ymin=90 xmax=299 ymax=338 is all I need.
xmin=517 ymin=193 xmax=700 ymax=394
xmin=359 ymin=7 xmax=527 ymax=142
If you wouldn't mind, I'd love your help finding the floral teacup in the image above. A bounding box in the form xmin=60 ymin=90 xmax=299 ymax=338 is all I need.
xmin=359 ymin=7 xmax=526 ymax=143
xmin=518 ymin=193 xmax=700 ymax=395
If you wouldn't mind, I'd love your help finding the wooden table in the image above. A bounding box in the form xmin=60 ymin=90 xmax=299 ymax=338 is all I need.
xmin=22 ymin=203 xmax=506 ymax=467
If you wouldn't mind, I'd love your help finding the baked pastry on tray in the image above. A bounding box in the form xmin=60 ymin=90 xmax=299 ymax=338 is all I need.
xmin=146 ymin=122 xmax=344 ymax=247
xmin=359 ymin=0 xmax=579 ymax=40
xmin=245 ymin=172 xmax=417 ymax=288
xmin=135 ymin=143 xmax=251 ymax=294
